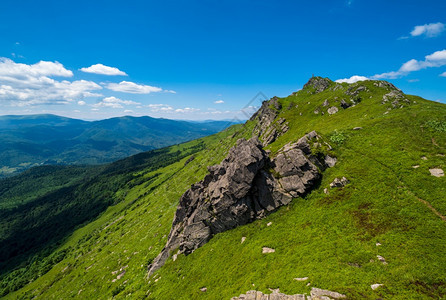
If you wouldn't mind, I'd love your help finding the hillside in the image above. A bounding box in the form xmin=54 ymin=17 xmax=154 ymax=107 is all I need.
xmin=2 ymin=77 xmax=445 ymax=299
xmin=0 ymin=114 xmax=238 ymax=177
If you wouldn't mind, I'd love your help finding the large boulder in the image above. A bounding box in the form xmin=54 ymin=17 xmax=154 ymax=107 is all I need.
xmin=147 ymin=131 xmax=332 ymax=276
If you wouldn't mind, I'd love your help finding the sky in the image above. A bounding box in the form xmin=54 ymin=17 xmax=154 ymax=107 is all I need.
xmin=0 ymin=0 xmax=445 ymax=121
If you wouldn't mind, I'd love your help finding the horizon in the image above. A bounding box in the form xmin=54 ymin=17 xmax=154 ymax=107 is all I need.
xmin=0 ymin=1 xmax=445 ymax=120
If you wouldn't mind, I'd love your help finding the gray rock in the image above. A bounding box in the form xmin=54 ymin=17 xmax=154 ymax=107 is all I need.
xmin=377 ymin=255 xmax=387 ymax=265
xmin=371 ymin=284 xmax=383 ymax=290
xmin=262 ymin=247 xmax=275 ymax=254
xmin=323 ymin=99 xmax=329 ymax=107
xmin=340 ymin=99 xmax=351 ymax=109
xmin=200 ymin=287 xmax=207 ymax=292
xmin=310 ymin=287 xmax=346 ymax=299
xmin=429 ymin=168 xmax=444 ymax=177
xmin=231 ymin=289 xmax=307 ymax=300
xmin=241 ymin=237 xmax=246 ymax=243
xmin=329 ymin=177 xmax=349 ymax=188
xmin=303 ymin=77 xmax=332 ymax=94
xmin=148 ymin=132 xmax=330 ymax=276
xmin=250 ymin=98 xmax=289 ymax=146
xmin=324 ymin=156 xmax=337 ymax=168
xmin=294 ymin=277 xmax=309 ymax=281
xmin=327 ymin=107 xmax=338 ymax=115
xmin=353 ymin=127 xmax=362 ymax=130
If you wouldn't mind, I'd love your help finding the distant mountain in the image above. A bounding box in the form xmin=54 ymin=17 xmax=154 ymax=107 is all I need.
xmin=0 ymin=114 xmax=239 ymax=177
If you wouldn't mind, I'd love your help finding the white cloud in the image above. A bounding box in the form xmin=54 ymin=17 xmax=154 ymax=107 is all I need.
xmin=147 ymin=104 xmax=174 ymax=112
xmin=0 ymin=58 xmax=102 ymax=106
xmin=411 ymin=22 xmax=445 ymax=38
xmin=80 ymin=63 xmax=127 ymax=76
xmin=164 ymin=90 xmax=176 ymax=94
xmin=92 ymin=96 xmax=140 ymax=109
xmin=408 ymin=79 xmax=420 ymax=82
xmin=440 ymin=72 xmax=446 ymax=77
xmin=335 ymin=75 xmax=369 ymax=84
xmin=214 ymin=100 xmax=224 ymax=104
xmin=175 ymin=107 xmax=200 ymax=113
xmin=0 ymin=57 xmax=73 ymax=78
xmin=77 ymin=100 xmax=86 ymax=106
xmin=106 ymin=81 xmax=165 ymax=94
xmin=373 ymin=49 xmax=446 ymax=79
xmin=124 ymin=109 xmax=134 ymax=113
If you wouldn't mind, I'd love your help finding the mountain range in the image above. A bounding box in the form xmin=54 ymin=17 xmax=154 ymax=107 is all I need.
xmin=0 ymin=114 xmax=239 ymax=177
xmin=1 ymin=77 xmax=445 ymax=299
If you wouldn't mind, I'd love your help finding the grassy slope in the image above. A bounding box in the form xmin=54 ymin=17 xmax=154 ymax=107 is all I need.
xmin=7 ymin=80 xmax=446 ymax=299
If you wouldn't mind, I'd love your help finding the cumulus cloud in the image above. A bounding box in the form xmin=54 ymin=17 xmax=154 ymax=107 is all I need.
xmin=214 ymin=100 xmax=224 ymax=104
xmin=0 ymin=58 xmax=102 ymax=106
xmin=440 ymin=72 xmax=446 ymax=77
xmin=77 ymin=100 xmax=86 ymax=106
xmin=92 ymin=96 xmax=140 ymax=109
xmin=80 ymin=63 xmax=127 ymax=76
xmin=0 ymin=57 xmax=73 ymax=78
xmin=147 ymin=104 xmax=174 ymax=112
xmin=124 ymin=109 xmax=134 ymax=113
xmin=335 ymin=75 xmax=369 ymax=84
xmin=410 ymin=22 xmax=445 ymax=38
xmin=175 ymin=107 xmax=200 ymax=113
xmin=106 ymin=81 xmax=165 ymax=94
xmin=373 ymin=49 xmax=446 ymax=79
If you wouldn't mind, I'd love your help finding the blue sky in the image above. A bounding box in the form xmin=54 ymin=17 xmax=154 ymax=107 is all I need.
xmin=0 ymin=0 xmax=445 ymax=120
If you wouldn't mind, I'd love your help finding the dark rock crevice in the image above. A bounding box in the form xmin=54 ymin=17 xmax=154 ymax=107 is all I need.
xmin=147 ymin=131 xmax=334 ymax=276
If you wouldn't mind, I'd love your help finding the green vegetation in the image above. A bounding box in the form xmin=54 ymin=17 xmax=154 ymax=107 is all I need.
xmin=2 ymin=79 xmax=445 ymax=299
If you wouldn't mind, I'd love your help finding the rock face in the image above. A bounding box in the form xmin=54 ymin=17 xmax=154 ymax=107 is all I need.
xmin=303 ymin=77 xmax=332 ymax=94
xmin=147 ymin=131 xmax=332 ymax=276
xmin=251 ymin=97 xmax=289 ymax=145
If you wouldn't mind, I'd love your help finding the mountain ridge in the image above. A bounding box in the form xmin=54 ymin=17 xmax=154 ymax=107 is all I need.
xmin=1 ymin=76 xmax=445 ymax=299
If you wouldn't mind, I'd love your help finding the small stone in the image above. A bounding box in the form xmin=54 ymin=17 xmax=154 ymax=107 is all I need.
xmin=330 ymin=177 xmax=349 ymax=188
xmin=324 ymin=155 xmax=337 ymax=168
xmin=353 ymin=127 xmax=362 ymax=130
xmin=412 ymin=165 xmax=419 ymax=169
xmin=294 ymin=277 xmax=309 ymax=281
xmin=267 ymin=222 xmax=273 ymax=227
xmin=262 ymin=247 xmax=275 ymax=254
xmin=371 ymin=284 xmax=383 ymax=290
xmin=311 ymin=287 xmax=346 ymax=299
xmin=384 ymin=111 xmax=389 ymax=115
xmin=172 ymin=254 xmax=177 ymax=261
xmin=421 ymin=156 xmax=428 ymax=160
xmin=241 ymin=237 xmax=246 ymax=244
xmin=307 ymin=282 xmax=311 ymax=286
xmin=377 ymin=255 xmax=387 ymax=265
xmin=327 ymin=106 xmax=339 ymax=115
xmin=324 ymin=188 xmax=329 ymax=194
xmin=323 ymin=99 xmax=329 ymax=107
xmin=376 ymin=242 xmax=381 ymax=246
xmin=429 ymin=168 xmax=444 ymax=177
xmin=200 ymin=287 xmax=207 ymax=292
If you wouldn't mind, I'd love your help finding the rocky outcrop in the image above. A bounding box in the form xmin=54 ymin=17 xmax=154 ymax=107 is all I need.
xmin=382 ymin=90 xmax=410 ymax=108
xmin=251 ymin=97 xmax=289 ymax=145
xmin=303 ymin=77 xmax=333 ymax=94
xmin=147 ymin=131 xmax=333 ymax=276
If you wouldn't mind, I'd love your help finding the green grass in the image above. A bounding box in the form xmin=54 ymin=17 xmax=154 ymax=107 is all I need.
xmin=4 ymin=79 xmax=446 ymax=299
